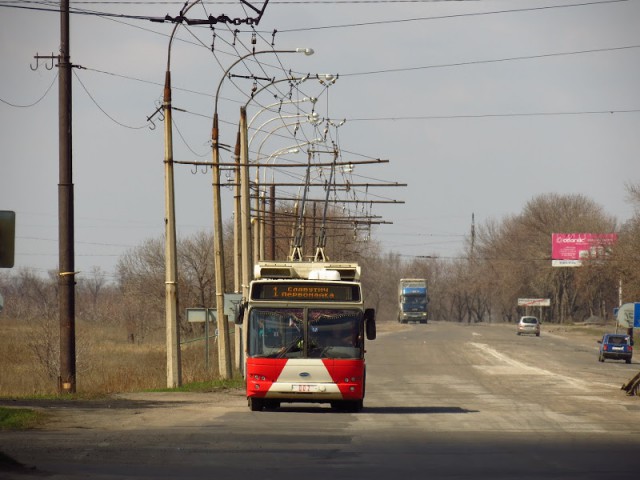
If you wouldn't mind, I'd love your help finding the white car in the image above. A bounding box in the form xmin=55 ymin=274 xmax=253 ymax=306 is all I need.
xmin=517 ymin=316 xmax=540 ymax=336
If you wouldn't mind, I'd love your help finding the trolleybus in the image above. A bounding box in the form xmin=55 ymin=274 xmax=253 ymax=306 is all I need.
xmin=236 ymin=261 xmax=376 ymax=411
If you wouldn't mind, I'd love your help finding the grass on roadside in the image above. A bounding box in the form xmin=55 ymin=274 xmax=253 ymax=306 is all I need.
xmin=0 ymin=407 xmax=47 ymax=430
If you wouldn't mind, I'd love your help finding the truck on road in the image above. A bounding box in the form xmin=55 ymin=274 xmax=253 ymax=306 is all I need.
xmin=398 ymin=278 xmax=428 ymax=324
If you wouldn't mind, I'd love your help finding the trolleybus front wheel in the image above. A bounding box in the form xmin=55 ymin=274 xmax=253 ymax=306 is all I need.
xmin=248 ymin=397 xmax=264 ymax=411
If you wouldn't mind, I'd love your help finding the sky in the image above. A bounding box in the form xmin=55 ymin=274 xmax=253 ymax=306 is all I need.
xmin=1 ymin=0 xmax=639 ymax=282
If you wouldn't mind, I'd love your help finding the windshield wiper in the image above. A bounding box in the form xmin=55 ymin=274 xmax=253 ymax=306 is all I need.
xmin=277 ymin=336 xmax=303 ymax=358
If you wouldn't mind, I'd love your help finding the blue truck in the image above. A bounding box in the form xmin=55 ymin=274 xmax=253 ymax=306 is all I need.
xmin=397 ymin=278 xmax=428 ymax=324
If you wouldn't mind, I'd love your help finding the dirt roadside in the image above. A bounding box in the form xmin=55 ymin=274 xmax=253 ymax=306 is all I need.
xmin=0 ymin=389 xmax=248 ymax=477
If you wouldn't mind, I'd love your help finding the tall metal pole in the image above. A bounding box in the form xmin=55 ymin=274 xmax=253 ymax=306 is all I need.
xmin=58 ymin=0 xmax=76 ymax=394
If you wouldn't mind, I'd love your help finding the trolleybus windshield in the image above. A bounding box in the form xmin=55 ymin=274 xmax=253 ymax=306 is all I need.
xmin=248 ymin=308 xmax=363 ymax=360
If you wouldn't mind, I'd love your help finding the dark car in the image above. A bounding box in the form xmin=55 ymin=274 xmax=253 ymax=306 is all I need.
xmin=598 ymin=333 xmax=633 ymax=364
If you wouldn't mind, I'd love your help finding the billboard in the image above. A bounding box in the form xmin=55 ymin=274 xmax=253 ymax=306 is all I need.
xmin=551 ymin=233 xmax=617 ymax=267
xmin=518 ymin=298 xmax=550 ymax=307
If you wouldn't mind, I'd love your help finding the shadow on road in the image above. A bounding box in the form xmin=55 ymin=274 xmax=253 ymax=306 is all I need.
xmin=363 ymin=406 xmax=478 ymax=414
xmin=271 ymin=405 xmax=478 ymax=414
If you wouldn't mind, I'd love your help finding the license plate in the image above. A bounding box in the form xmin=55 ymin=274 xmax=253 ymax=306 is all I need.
xmin=612 ymin=346 xmax=624 ymax=351
xmin=291 ymin=384 xmax=318 ymax=393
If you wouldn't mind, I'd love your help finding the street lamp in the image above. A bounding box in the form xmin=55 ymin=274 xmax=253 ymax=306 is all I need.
xmin=212 ymin=47 xmax=314 ymax=379
xmin=248 ymin=111 xmax=320 ymax=148
xmin=257 ymin=146 xmax=300 ymax=261
xmin=250 ymin=117 xmax=323 ymax=259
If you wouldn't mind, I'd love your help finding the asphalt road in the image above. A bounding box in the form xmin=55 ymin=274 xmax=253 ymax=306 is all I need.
xmin=2 ymin=321 xmax=639 ymax=479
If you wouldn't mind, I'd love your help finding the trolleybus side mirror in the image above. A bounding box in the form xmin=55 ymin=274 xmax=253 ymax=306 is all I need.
xmin=364 ymin=308 xmax=376 ymax=340
xmin=234 ymin=302 xmax=246 ymax=325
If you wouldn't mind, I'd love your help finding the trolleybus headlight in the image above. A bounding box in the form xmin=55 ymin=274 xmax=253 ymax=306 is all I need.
xmin=344 ymin=377 xmax=349 ymax=383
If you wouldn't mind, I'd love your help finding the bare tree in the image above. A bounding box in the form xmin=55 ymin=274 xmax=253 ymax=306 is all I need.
xmin=116 ymin=238 xmax=165 ymax=343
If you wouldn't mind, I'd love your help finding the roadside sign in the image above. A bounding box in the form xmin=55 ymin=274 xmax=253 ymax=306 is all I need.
xmin=517 ymin=298 xmax=550 ymax=307
xmin=616 ymin=303 xmax=640 ymax=329
xmin=187 ymin=308 xmax=216 ymax=323
xmin=187 ymin=293 xmax=243 ymax=322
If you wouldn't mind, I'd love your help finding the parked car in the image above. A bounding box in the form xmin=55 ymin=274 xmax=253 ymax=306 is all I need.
xmin=517 ymin=316 xmax=540 ymax=336
xmin=598 ymin=333 xmax=633 ymax=364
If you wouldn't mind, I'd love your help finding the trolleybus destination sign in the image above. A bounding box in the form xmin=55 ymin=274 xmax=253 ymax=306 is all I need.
xmin=251 ymin=282 xmax=360 ymax=302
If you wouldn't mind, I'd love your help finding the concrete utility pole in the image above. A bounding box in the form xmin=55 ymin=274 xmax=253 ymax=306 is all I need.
xmin=233 ymin=130 xmax=242 ymax=370
xmin=211 ymin=113 xmax=233 ymax=379
xmin=159 ymin=0 xmax=205 ymax=388
xmin=58 ymin=0 xmax=76 ymax=394
xmin=162 ymin=68 xmax=181 ymax=388
xmin=239 ymin=107 xmax=253 ymax=300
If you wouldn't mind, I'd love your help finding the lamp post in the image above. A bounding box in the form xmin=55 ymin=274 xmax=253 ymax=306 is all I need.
xmin=233 ymin=96 xmax=316 ymax=285
xmin=248 ymin=108 xmax=319 ymax=147
xmin=233 ymin=90 xmax=315 ymax=287
xmin=230 ymin=92 xmax=316 ymax=371
xmin=259 ymin=146 xmax=300 ymax=260
xmin=212 ymin=47 xmax=314 ymax=378
xmin=251 ymin=117 xmax=322 ymax=259
xmin=161 ymin=0 xmax=201 ymax=388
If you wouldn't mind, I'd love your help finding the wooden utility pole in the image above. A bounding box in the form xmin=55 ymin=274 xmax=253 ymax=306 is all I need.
xmin=58 ymin=0 xmax=76 ymax=394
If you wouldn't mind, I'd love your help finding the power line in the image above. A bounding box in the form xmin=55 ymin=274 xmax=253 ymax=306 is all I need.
xmin=73 ymin=69 xmax=152 ymax=129
xmin=274 ymin=0 xmax=630 ymax=32
xmin=346 ymin=109 xmax=640 ymax=122
xmin=0 ymin=0 xmax=627 ymax=27
xmin=0 ymin=72 xmax=58 ymax=108
xmin=341 ymin=44 xmax=640 ymax=77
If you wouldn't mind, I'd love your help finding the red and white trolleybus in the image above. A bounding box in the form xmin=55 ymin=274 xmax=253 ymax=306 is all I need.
xmin=236 ymin=261 xmax=376 ymax=412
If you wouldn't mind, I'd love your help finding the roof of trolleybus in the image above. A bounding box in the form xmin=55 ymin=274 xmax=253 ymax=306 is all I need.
xmin=249 ymin=261 xmax=364 ymax=303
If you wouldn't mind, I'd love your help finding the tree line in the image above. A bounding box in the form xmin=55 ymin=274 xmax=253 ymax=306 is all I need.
xmin=1 ymin=187 xmax=639 ymax=353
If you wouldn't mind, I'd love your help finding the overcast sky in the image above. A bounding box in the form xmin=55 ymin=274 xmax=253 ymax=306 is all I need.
xmin=1 ymin=0 xmax=639 ymax=281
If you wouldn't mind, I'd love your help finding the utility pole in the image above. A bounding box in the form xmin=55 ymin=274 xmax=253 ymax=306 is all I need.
xmin=162 ymin=68 xmax=181 ymax=388
xmin=239 ymin=107 xmax=253 ymax=298
xmin=211 ymin=113 xmax=233 ymax=379
xmin=233 ymin=129 xmax=242 ymax=371
xmin=270 ymin=185 xmax=276 ymax=260
xmin=58 ymin=0 xmax=76 ymax=394
xmin=470 ymin=212 xmax=476 ymax=257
